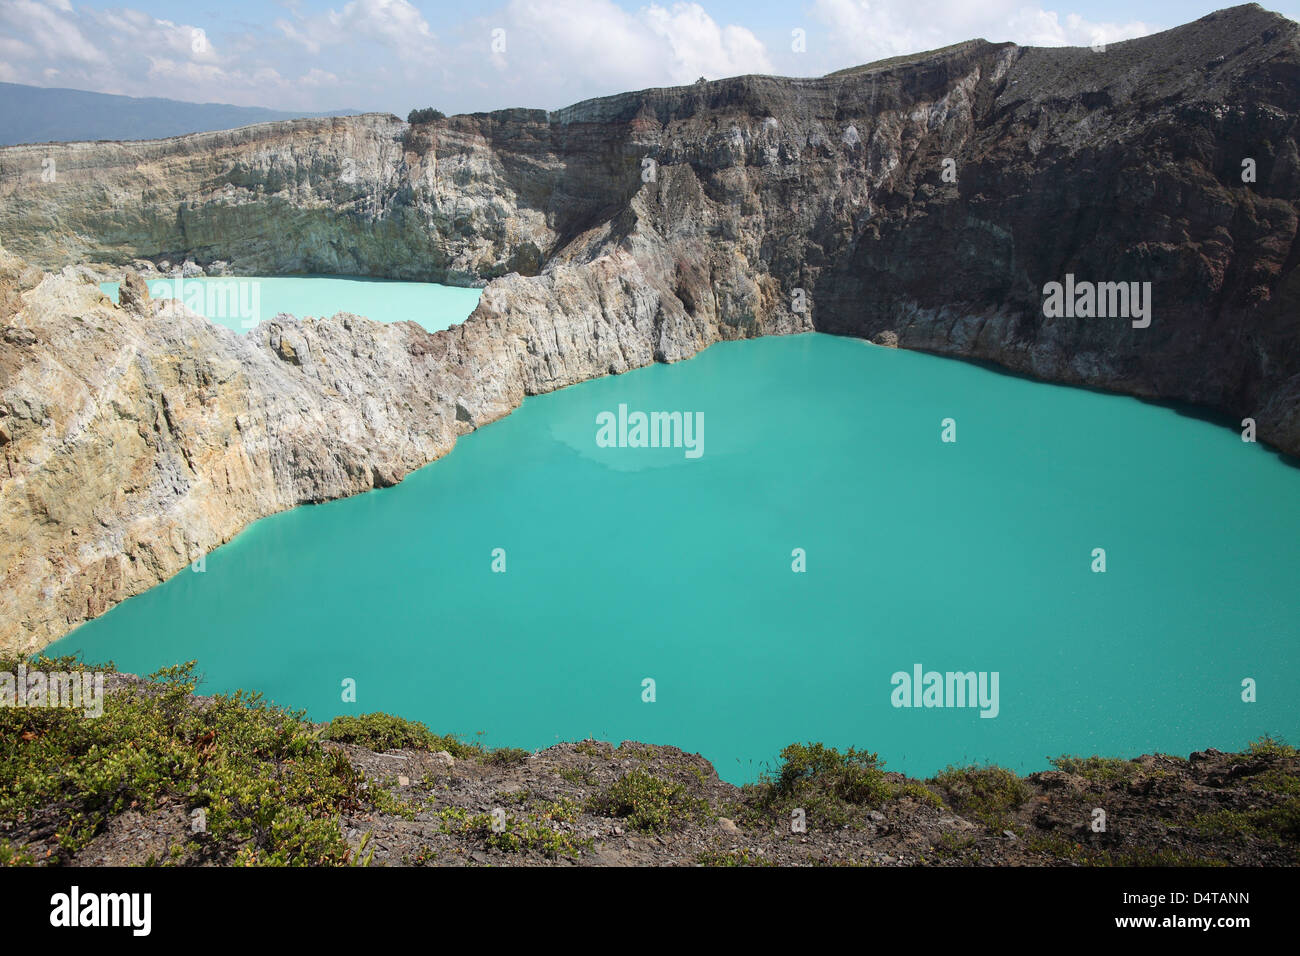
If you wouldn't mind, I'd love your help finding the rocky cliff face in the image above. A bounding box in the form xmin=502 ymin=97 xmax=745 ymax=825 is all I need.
xmin=1 ymin=4 xmax=1298 ymax=652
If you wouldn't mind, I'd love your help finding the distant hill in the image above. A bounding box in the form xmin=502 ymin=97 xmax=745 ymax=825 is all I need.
xmin=0 ymin=83 xmax=359 ymax=146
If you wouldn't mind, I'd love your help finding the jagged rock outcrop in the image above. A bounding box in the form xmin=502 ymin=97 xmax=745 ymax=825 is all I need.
xmin=1 ymin=4 xmax=1299 ymax=651
xmin=117 ymin=270 xmax=151 ymax=315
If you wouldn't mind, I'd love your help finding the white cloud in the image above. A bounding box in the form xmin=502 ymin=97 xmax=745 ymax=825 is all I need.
xmin=448 ymin=0 xmax=771 ymax=107
xmin=811 ymin=0 xmax=1159 ymax=68
xmin=0 ymin=0 xmax=1172 ymax=116
xmin=278 ymin=0 xmax=438 ymax=61
xmin=276 ymin=19 xmax=322 ymax=57
xmin=0 ymin=35 xmax=36 ymax=63
xmin=0 ymin=0 xmax=107 ymax=65
xmin=807 ymin=0 xmax=1155 ymax=67
xmin=0 ymin=0 xmax=311 ymax=107
xmin=644 ymin=3 xmax=773 ymax=80
xmin=300 ymin=68 xmax=341 ymax=88
xmin=1008 ymin=8 xmax=1154 ymax=47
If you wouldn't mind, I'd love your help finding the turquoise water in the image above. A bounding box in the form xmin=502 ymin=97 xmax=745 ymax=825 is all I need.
xmin=98 ymin=275 xmax=482 ymax=333
xmin=45 ymin=333 xmax=1300 ymax=783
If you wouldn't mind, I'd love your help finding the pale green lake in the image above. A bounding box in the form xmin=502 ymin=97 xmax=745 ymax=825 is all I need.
xmin=98 ymin=275 xmax=483 ymax=333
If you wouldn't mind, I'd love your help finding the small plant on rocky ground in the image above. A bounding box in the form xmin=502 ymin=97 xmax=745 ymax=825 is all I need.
xmin=1050 ymin=755 xmax=1142 ymax=783
xmin=740 ymin=742 xmax=941 ymax=829
xmin=482 ymin=747 xmax=530 ymax=766
xmin=931 ymin=764 xmax=1029 ymax=829
xmin=0 ymin=840 xmax=35 ymax=866
xmin=696 ymin=846 xmax=776 ymax=867
xmin=930 ymin=832 xmax=980 ymax=864
xmin=558 ymin=766 xmax=595 ymax=786
xmin=1244 ymin=734 xmax=1298 ymax=758
xmin=322 ymin=713 xmax=528 ymax=764
xmin=458 ymin=807 xmax=590 ymax=860
xmin=1192 ymin=801 xmax=1300 ymax=846
xmin=1214 ymin=735 xmax=1300 ymax=799
xmin=322 ymin=712 xmax=443 ymax=751
xmin=586 ymin=768 xmax=706 ymax=832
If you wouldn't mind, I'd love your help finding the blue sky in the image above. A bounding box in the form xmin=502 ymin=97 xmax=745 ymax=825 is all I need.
xmin=2 ymin=1 xmax=1296 ymax=115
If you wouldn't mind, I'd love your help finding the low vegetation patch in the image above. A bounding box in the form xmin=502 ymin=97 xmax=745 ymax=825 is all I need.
xmin=5 ymin=658 xmax=1294 ymax=868
xmin=321 ymin=713 xmax=530 ymax=765
xmin=931 ymin=764 xmax=1029 ymax=828
xmin=741 ymin=743 xmax=940 ymax=829
xmin=322 ymin=712 xmax=444 ymax=752
xmin=483 ymin=747 xmax=530 ymax=766
xmin=1050 ymin=755 xmax=1142 ymax=783
xmin=558 ymin=766 xmax=595 ymax=786
xmin=1191 ymin=800 xmax=1300 ymax=846
xmin=0 ymin=657 xmax=369 ymax=865
xmin=407 ymin=107 xmax=446 ymax=124
xmin=437 ymin=802 xmax=590 ymax=860
xmin=1242 ymin=735 xmax=1298 ymax=759
xmin=1025 ymin=832 xmax=1226 ymax=867
xmin=586 ymin=768 xmax=706 ymax=832
xmin=696 ymin=846 xmax=776 ymax=867
xmin=930 ymin=832 xmax=981 ymax=864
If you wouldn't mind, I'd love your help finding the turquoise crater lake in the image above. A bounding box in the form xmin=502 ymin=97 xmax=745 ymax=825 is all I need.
xmin=98 ymin=275 xmax=483 ymax=333
xmin=46 ymin=333 xmax=1300 ymax=784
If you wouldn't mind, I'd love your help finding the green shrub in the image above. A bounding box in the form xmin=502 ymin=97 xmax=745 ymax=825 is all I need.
xmin=774 ymin=743 xmax=893 ymax=804
xmin=322 ymin=714 xmax=519 ymax=762
xmin=1246 ymin=735 xmax=1298 ymax=758
xmin=932 ymin=764 xmax=1030 ymax=828
xmin=0 ymin=840 xmax=35 ymax=866
xmin=558 ymin=766 xmax=595 ymax=785
xmin=0 ymin=659 xmax=370 ymax=865
xmin=322 ymin=712 xmax=441 ymax=751
xmin=407 ymin=107 xmax=445 ymax=124
xmin=1050 ymin=755 xmax=1141 ymax=783
xmin=483 ymin=747 xmax=530 ymax=766
xmin=696 ymin=846 xmax=776 ymax=867
xmin=740 ymin=742 xmax=925 ymax=828
xmin=587 ymin=768 xmax=704 ymax=832
xmin=443 ymin=801 xmax=589 ymax=860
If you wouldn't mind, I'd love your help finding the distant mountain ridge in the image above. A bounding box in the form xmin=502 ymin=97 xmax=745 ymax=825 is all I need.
xmin=0 ymin=82 xmax=358 ymax=146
